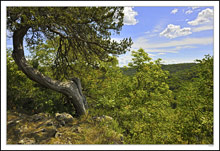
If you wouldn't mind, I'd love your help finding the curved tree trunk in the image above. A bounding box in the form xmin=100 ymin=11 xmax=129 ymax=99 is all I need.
xmin=12 ymin=26 xmax=88 ymax=116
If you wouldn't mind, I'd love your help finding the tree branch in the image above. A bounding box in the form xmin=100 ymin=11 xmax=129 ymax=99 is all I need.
xmin=12 ymin=25 xmax=87 ymax=115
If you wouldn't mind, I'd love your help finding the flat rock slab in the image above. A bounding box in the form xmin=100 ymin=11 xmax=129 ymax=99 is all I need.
xmin=7 ymin=111 xmax=123 ymax=144
xmin=7 ymin=111 xmax=75 ymax=144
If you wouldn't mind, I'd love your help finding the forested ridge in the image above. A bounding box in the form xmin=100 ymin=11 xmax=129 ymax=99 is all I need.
xmin=121 ymin=63 xmax=197 ymax=76
xmin=7 ymin=7 xmax=213 ymax=144
xmin=7 ymin=48 xmax=213 ymax=144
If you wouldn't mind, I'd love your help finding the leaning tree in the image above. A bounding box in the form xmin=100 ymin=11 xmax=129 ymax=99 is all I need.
xmin=7 ymin=7 xmax=132 ymax=116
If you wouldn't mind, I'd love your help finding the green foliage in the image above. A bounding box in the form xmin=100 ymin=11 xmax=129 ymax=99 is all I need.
xmin=162 ymin=63 xmax=197 ymax=74
xmin=120 ymin=67 xmax=136 ymax=76
xmin=79 ymin=49 xmax=175 ymax=144
xmin=7 ymin=45 xmax=213 ymax=144
xmin=175 ymin=83 xmax=213 ymax=144
xmin=170 ymin=55 xmax=213 ymax=144
xmin=7 ymin=7 xmax=132 ymax=79
xmin=7 ymin=7 xmax=132 ymax=116
xmin=116 ymin=49 xmax=175 ymax=144
xmin=7 ymin=6 xmax=213 ymax=144
xmin=8 ymin=43 xmax=213 ymax=144
xmin=7 ymin=49 xmax=75 ymax=115
xmin=7 ymin=111 xmax=124 ymax=144
xmin=163 ymin=63 xmax=198 ymax=93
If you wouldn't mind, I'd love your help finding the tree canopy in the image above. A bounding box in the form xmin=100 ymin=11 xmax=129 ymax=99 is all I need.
xmin=7 ymin=7 xmax=213 ymax=144
xmin=7 ymin=7 xmax=133 ymax=115
xmin=7 ymin=7 xmax=132 ymax=71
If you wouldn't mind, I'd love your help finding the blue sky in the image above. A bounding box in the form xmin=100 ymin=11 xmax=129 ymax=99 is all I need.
xmin=6 ymin=6 xmax=214 ymax=66
xmin=114 ymin=6 xmax=214 ymax=66
xmin=2 ymin=2 xmax=219 ymax=150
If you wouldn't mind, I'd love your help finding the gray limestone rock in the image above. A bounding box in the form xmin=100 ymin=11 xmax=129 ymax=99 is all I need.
xmin=55 ymin=113 xmax=74 ymax=126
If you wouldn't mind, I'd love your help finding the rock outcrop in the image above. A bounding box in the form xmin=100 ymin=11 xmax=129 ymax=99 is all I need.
xmin=7 ymin=111 xmax=123 ymax=144
xmin=55 ymin=112 xmax=74 ymax=126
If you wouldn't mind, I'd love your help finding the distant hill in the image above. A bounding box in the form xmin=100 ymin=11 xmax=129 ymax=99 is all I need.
xmin=121 ymin=63 xmax=197 ymax=76
xmin=161 ymin=63 xmax=197 ymax=74
xmin=120 ymin=67 xmax=136 ymax=76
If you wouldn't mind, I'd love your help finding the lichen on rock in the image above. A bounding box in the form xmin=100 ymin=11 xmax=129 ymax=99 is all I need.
xmin=7 ymin=111 xmax=123 ymax=144
xmin=55 ymin=112 xmax=75 ymax=126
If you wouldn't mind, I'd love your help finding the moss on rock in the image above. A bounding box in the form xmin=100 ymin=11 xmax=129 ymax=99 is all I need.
xmin=7 ymin=111 xmax=123 ymax=144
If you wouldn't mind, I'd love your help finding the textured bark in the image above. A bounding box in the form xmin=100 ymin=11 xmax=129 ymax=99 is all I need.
xmin=12 ymin=26 xmax=88 ymax=116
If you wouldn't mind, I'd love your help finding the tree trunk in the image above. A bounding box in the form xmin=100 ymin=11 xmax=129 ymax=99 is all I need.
xmin=12 ymin=26 xmax=88 ymax=116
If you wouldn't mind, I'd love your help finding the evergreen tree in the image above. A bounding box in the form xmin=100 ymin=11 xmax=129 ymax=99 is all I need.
xmin=7 ymin=7 xmax=132 ymax=116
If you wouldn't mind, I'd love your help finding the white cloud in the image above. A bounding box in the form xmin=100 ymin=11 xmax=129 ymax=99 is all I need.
xmin=118 ymin=35 xmax=213 ymax=66
xmin=133 ymin=37 xmax=149 ymax=46
xmin=171 ymin=8 xmax=178 ymax=14
xmin=148 ymin=33 xmax=158 ymax=38
xmin=185 ymin=10 xmax=193 ymax=14
xmin=123 ymin=7 xmax=138 ymax=25
xmin=152 ymin=24 xmax=164 ymax=33
xmin=158 ymin=53 xmax=165 ymax=55
xmin=191 ymin=6 xmax=200 ymax=10
xmin=184 ymin=7 xmax=200 ymax=15
xmin=146 ymin=49 xmax=177 ymax=53
xmin=132 ymin=36 xmax=213 ymax=52
xmin=192 ymin=25 xmax=213 ymax=32
xmin=161 ymin=58 xmax=195 ymax=64
xmin=144 ymin=46 xmax=196 ymax=53
xmin=118 ymin=52 xmax=133 ymax=67
xmin=160 ymin=24 xmax=192 ymax=39
xmin=148 ymin=53 xmax=156 ymax=57
xmin=188 ymin=8 xmax=214 ymax=26
xmin=151 ymin=37 xmax=212 ymax=48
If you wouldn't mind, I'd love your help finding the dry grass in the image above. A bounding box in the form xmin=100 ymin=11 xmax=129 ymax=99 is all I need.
xmin=7 ymin=111 xmax=123 ymax=144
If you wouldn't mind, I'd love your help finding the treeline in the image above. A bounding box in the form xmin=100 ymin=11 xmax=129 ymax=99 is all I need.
xmin=7 ymin=47 xmax=213 ymax=144
xmin=161 ymin=63 xmax=197 ymax=74
xmin=121 ymin=62 xmax=197 ymax=76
